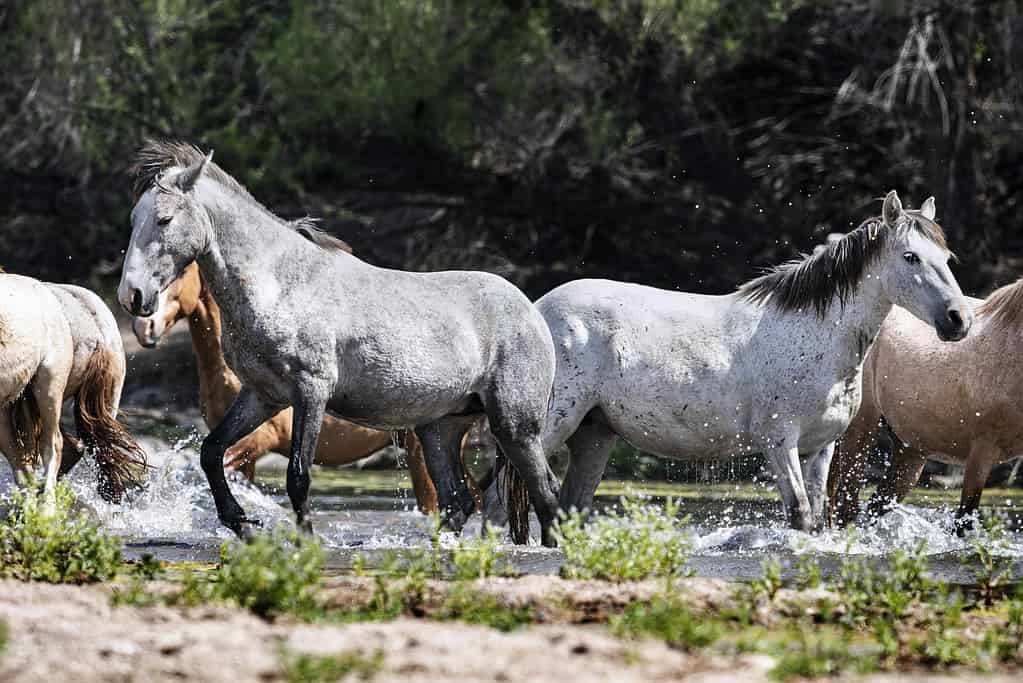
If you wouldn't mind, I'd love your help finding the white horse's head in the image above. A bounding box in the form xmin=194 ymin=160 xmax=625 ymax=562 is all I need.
xmin=118 ymin=144 xmax=214 ymax=317
xmin=875 ymin=191 xmax=972 ymax=342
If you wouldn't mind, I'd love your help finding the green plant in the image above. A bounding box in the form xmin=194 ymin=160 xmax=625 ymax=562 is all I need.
xmin=206 ymin=527 xmax=324 ymax=619
xmin=967 ymin=515 xmax=1012 ymax=606
xmin=751 ymin=557 xmax=784 ymax=601
xmin=0 ymin=480 xmax=121 ymax=583
xmin=770 ymin=627 xmax=878 ymax=680
xmin=439 ymin=586 xmax=535 ymax=632
xmin=612 ymin=596 xmax=724 ymax=650
xmin=451 ymin=526 xmax=516 ymax=581
xmin=280 ymin=647 xmax=384 ymax=682
xmin=832 ymin=540 xmax=931 ymax=626
xmin=556 ymin=497 xmax=692 ymax=581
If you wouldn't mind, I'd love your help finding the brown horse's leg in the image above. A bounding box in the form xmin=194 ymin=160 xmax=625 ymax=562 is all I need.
xmin=866 ymin=441 xmax=926 ymax=519
xmin=404 ymin=431 xmax=438 ymax=514
xmin=954 ymin=441 xmax=999 ymax=535
xmin=827 ymin=416 xmax=878 ymax=528
xmin=0 ymin=409 xmax=33 ymax=483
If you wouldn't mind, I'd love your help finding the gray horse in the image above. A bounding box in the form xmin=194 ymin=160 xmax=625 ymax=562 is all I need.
xmin=118 ymin=141 xmax=560 ymax=545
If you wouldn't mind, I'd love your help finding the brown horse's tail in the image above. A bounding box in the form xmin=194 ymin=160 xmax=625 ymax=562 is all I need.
xmin=499 ymin=449 xmax=531 ymax=544
xmin=73 ymin=350 xmax=148 ymax=502
xmin=8 ymin=387 xmax=42 ymax=476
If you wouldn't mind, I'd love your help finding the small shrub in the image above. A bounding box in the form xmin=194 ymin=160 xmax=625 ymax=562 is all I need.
xmin=280 ymin=647 xmax=384 ymax=682
xmin=439 ymin=586 xmax=535 ymax=631
xmin=612 ymin=596 xmax=723 ymax=650
xmin=556 ymin=497 xmax=691 ymax=581
xmin=770 ymin=627 xmax=878 ymax=680
xmin=207 ymin=527 xmax=324 ymax=619
xmin=751 ymin=557 xmax=784 ymax=602
xmin=832 ymin=540 xmax=931 ymax=626
xmin=451 ymin=526 xmax=516 ymax=581
xmin=0 ymin=480 xmax=121 ymax=584
xmin=966 ymin=516 xmax=1012 ymax=606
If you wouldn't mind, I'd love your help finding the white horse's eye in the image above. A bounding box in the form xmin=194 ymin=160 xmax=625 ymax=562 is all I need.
xmin=157 ymin=215 xmax=172 ymax=226
xmin=902 ymin=251 xmax=920 ymax=265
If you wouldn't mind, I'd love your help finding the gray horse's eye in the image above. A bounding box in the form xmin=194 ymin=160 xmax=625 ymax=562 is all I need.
xmin=157 ymin=215 xmax=172 ymax=226
xmin=902 ymin=251 xmax=920 ymax=265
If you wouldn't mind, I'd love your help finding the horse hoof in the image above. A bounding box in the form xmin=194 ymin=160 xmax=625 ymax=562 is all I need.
xmin=297 ymin=519 xmax=314 ymax=535
xmin=233 ymin=517 xmax=262 ymax=541
xmin=442 ymin=509 xmax=469 ymax=534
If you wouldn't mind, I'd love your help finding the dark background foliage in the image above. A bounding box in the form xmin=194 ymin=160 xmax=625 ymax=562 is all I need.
xmin=4 ymin=0 xmax=1021 ymax=301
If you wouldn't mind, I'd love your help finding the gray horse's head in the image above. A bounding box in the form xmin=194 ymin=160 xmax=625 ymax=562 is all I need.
xmin=118 ymin=150 xmax=213 ymax=317
xmin=875 ymin=190 xmax=972 ymax=342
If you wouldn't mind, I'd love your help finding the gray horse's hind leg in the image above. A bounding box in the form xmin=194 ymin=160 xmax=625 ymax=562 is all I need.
xmin=559 ymin=414 xmax=617 ymax=514
xmin=200 ymin=387 xmax=281 ymax=539
xmin=801 ymin=443 xmax=834 ymax=531
xmin=416 ymin=416 xmax=476 ymax=533
xmin=287 ymin=391 xmax=327 ymax=534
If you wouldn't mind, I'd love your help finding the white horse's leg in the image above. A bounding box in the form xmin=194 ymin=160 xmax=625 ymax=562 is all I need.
xmin=559 ymin=414 xmax=618 ymax=514
xmin=801 ymin=443 xmax=834 ymax=531
xmin=764 ymin=441 xmax=814 ymax=531
xmin=31 ymin=375 xmax=65 ymax=512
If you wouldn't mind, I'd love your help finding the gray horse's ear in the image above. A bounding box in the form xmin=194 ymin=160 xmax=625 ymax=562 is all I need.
xmin=175 ymin=150 xmax=213 ymax=193
xmin=882 ymin=190 xmax=903 ymax=227
xmin=920 ymin=196 xmax=936 ymax=221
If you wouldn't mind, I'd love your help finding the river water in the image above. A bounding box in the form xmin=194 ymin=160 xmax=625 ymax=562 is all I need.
xmin=7 ymin=436 xmax=1023 ymax=584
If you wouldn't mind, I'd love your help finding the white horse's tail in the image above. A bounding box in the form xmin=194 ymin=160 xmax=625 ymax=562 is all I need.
xmin=8 ymin=387 xmax=42 ymax=467
xmin=70 ymin=350 xmax=148 ymax=502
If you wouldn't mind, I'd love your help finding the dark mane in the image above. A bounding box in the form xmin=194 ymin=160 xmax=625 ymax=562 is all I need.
xmin=290 ymin=217 xmax=352 ymax=253
xmin=977 ymin=277 xmax=1023 ymax=332
xmin=131 ymin=140 xmax=348 ymax=254
xmin=739 ymin=211 xmax=948 ymax=317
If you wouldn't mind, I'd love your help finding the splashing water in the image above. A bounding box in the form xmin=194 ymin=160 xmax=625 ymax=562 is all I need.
xmin=1 ymin=433 xmax=1021 ymax=579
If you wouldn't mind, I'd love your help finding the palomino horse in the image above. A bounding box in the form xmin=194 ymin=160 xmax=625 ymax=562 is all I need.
xmin=507 ymin=193 xmax=970 ymax=532
xmin=828 ymin=273 xmax=1023 ymax=534
xmin=0 ymin=271 xmax=146 ymax=502
xmin=118 ymin=141 xmax=559 ymax=545
xmin=131 ymin=261 xmax=442 ymax=513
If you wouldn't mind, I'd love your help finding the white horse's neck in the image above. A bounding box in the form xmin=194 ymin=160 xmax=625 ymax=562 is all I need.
xmin=816 ymin=269 xmax=892 ymax=372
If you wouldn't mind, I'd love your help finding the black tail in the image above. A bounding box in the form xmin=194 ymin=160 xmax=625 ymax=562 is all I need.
xmin=498 ymin=448 xmax=531 ymax=544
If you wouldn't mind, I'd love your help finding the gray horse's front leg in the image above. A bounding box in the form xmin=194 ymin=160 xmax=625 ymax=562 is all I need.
xmin=287 ymin=392 xmax=327 ymax=534
xmin=201 ymin=387 xmax=281 ymax=539
xmin=416 ymin=418 xmax=476 ymax=533
xmin=801 ymin=443 xmax=835 ymax=531
xmin=763 ymin=441 xmax=814 ymax=532
xmin=559 ymin=418 xmax=618 ymax=514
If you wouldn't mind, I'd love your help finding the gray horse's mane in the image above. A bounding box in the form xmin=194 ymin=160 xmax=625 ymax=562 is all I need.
xmin=131 ymin=140 xmax=349 ymax=253
xmin=740 ymin=211 xmax=948 ymax=317
xmin=977 ymin=277 xmax=1023 ymax=331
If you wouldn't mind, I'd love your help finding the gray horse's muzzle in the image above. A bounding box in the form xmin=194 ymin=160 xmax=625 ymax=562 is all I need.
xmin=934 ymin=304 xmax=972 ymax=342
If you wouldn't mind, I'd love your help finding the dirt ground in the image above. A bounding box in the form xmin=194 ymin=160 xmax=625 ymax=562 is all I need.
xmin=0 ymin=577 xmax=1018 ymax=683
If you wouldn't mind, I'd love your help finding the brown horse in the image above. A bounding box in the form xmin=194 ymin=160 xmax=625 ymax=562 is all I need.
xmin=0 ymin=270 xmax=146 ymax=504
xmin=132 ymin=262 xmax=451 ymax=513
xmin=829 ymin=276 xmax=1023 ymax=534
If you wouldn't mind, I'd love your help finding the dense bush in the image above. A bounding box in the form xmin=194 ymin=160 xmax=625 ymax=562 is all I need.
xmin=0 ymin=481 xmax=122 ymax=584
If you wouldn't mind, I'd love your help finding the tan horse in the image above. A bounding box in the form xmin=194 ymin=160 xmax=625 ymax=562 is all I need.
xmin=829 ymin=277 xmax=1023 ymax=533
xmin=132 ymin=262 xmax=449 ymax=513
xmin=0 ymin=270 xmax=146 ymax=503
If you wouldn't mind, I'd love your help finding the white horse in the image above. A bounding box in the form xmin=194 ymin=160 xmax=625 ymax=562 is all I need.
xmin=521 ymin=192 xmax=970 ymax=531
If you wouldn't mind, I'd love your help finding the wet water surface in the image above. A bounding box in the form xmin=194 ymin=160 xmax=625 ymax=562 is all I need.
xmin=10 ymin=438 xmax=1023 ymax=585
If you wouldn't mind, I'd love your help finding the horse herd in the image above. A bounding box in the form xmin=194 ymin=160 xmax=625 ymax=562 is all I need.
xmin=1 ymin=139 xmax=1017 ymax=549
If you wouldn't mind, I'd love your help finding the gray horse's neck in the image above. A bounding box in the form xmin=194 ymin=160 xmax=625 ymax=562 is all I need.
xmin=192 ymin=181 xmax=355 ymax=325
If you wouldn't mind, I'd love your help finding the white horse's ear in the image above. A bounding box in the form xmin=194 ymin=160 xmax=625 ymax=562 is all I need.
xmin=882 ymin=190 xmax=903 ymax=227
xmin=920 ymin=196 xmax=936 ymax=221
xmin=175 ymin=150 xmax=213 ymax=193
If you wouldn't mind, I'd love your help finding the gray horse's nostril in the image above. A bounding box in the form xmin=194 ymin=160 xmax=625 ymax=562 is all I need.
xmin=131 ymin=288 xmax=144 ymax=314
xmin=947 ymin=308 xmax=963 ymax=329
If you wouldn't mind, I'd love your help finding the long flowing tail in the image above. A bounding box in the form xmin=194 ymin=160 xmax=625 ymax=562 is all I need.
xmin=8 ymin=388 xmax=42 ymax=477
xmin=72 ymin=351 xmax=148 ymax=502
xmin=499 ymin=448 xmax=531 ymax=544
